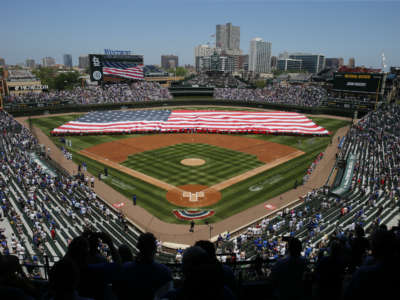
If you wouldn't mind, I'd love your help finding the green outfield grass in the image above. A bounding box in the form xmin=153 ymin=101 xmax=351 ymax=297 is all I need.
xmin=31 ymin=112 xmax=349 ymax=224
xmin=122 ymin=143 xmax=263 ymax=186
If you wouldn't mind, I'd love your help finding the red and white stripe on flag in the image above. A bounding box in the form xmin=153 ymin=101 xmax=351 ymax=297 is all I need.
xmin=51 ymin=110 xmax=329 ymax=135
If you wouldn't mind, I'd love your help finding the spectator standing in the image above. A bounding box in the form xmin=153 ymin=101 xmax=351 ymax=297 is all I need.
xmin=189 ymin=220 xmax=195 ymax=232
xmin=269 ymin=238 xmax=308 ymax=300
xmin=113 ymin=232 xmax=173 ymax=300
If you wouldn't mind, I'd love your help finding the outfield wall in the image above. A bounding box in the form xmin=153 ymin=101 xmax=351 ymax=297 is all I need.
xmin=6 ymin=98 xmax=363 ymax=118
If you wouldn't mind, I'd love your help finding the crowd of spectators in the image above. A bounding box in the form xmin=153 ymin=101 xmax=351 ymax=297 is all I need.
xmin=182 ymin=74 xmax=248 ymax=88
xmin=1 ymin=100 xmax=400 ymax=299
xmin=4 ymin=82 xmax=172 ymax=105
xmin=0 ymin=110 xmax=168 ymax=287
xmin=213 ymin=102 xmax=400 ymax=298
xmin=1 ymin=225 xmax=399 ymax=300
xmin=214 ymin=85 xmax=327 ymax=107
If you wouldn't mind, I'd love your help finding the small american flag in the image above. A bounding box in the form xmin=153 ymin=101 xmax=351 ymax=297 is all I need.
xmin=52 ymin=110 xmax=329 ymax=136
xmin=103 ymin=61 xmax=144 ymax=80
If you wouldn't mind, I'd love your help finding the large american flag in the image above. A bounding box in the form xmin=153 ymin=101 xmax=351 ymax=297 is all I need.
xmin=103 ymin=61 xmax=144 ymax=80
xmin=51 ymin=110 xmax=329 ymax=135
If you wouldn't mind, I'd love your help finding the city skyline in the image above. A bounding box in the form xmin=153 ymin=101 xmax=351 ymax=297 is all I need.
xmin=1 ymin=1 xmax=399 ymax=69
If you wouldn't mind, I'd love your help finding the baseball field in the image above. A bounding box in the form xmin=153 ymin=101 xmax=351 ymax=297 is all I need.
xmin=30 ymin=108 xmax=349 ymax=224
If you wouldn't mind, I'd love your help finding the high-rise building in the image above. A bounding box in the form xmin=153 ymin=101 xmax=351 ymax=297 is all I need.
xmin=277 ymin=59 xmax=303 ymax=72
xmin=26 ymin=59 xmax=35 ymax=68
xmin=338 ymin=58 xmax=344 ymax=67
xmin=63 ymin=54 xmax=73 ymax=68
xmin=161 ymin=55 xmax=179 ymax=70
xmin=249 ymin=38 xmax=272 ymax=73
xmin=194 ymin=45 xmax=215 ymax=71
xmin=0 ymin=58 xmax=5 ymax=67
xmin=78 ymin=55 xmax=89 ymax=69
xmin=278 ymin=51 xmax=289 ymax=59
xmin=42 ymin=57 xmax=56 ymax=67
xmin=195 ymin=45 xmax=214 ymax=58
xmin=239 ymin=55 xmax=249 ymax=71
xmin=216 ymin=22 xmax=240 ymax=51
xmin=325 ymin=58 xmax=343 ymax=69
xmin=196 ymin=51 xmax=235 ymax=73
xmin=289 ymin=53 xmax=325 ymax=74
xmin=348 ymin=57 xmax=355 ymax=68
xmin=270 ymin=56 xmax=278 ymax=71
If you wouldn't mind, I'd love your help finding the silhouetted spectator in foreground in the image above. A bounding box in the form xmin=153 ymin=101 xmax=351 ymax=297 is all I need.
xmin=194 ymin=240 xmax=237 ymax=294
xmin=313 ymin=240 xmax=346 ymax=300
xmin=113 ymin=232 xmax=172 ymax=300
xmin=0 ymin=254 xmax=37 ymax=300
xmin=349 ymin=225 xmax=369 ymax=272
xmin=269 ymin=237 xmax=307 ymax=300
xmin=118 ymin=244 xmax=134 ymax=263
xmin=48 ymin=257 xmax=93 ymax=300
xmin=65 ymin=233 xmax=121 ymax=300
xmin=344 ymin=228 xmax=400 ymax=300
xmin=164 ymin=246 xmax=235 ymax=300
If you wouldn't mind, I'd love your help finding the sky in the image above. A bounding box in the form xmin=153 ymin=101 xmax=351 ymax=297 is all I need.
xmin=1 ymin=0 xmax=399 ymax=69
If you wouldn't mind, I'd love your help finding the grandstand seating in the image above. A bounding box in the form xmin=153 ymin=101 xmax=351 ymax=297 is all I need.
xmin=218 ymin=103 xmax=400 ymax=262
xmin=1 ymin=103 xmax=400 ymax=300
xmin=0 ymin=111 xmax=173 ymax=272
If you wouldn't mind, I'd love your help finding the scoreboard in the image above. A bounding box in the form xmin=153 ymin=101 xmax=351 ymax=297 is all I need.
xmin=333 ymin=72 xmax=385 ymax=94
xmin=89 ymin=54 xmax=143 ymax=82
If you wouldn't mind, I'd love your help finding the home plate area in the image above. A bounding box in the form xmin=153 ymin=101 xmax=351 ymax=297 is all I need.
xmin=182 ymin=191 xmax=205 ymax=202
xmin=167 ymin=184 xmax=220 ymax=220
xmin=166 ymin=184 xmax=221 ymax=208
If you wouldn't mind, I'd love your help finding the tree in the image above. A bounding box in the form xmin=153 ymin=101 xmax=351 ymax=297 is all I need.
xmin=32 ymin=67 xmax=57 ymax=89
xmin=168 ymin=66 xmax=188 ymax=77
xmin=32 ymin=68 xmax=80 ymax=90
xmin=255 ymin=80 xmax=267 ymax=89
xmin=53 ymin=72 xmax=80 ymax=90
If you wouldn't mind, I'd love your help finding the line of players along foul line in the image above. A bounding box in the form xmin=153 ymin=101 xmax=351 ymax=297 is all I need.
xmin=51 ymin=110 xmax=329 ymax=136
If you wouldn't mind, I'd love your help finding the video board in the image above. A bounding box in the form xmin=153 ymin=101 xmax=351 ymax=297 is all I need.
xmin=333 ymin=72 xmax=384 ymax=93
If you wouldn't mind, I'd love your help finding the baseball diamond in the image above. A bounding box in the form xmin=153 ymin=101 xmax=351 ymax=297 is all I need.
xmin=28 ymin=111 xmax=349 ymax=226
xmin=78 ymin=135 xmax=304 ymax=208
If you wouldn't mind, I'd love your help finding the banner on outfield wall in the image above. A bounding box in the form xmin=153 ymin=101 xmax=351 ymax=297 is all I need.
xmin=331 ymin=154 xmax=356 ymax=196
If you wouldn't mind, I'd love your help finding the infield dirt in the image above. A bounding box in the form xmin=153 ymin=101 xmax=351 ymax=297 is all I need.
xmin=81 ymin=133 xmax=299 ymax=164
xmin=79 ymin=134 xmax=304 ymax=207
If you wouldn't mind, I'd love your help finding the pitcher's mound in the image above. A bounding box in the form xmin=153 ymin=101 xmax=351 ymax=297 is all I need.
xmin=166 ymin=184 xmax=221 ymax=207
xmin=181 ymin=158 xmax=206 ymax=166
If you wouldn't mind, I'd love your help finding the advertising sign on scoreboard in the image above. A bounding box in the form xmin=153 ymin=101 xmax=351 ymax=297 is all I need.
xmin=333 ymin=72 xmax=385 ymax=93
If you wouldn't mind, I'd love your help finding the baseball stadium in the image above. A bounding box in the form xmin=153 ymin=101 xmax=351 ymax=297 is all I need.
xmin=1 ymin=50 xmax=400 ymax=299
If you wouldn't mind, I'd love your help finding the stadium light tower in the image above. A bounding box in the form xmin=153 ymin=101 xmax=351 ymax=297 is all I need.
xmin=381 ymin=52 xmax=387 ymax=72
